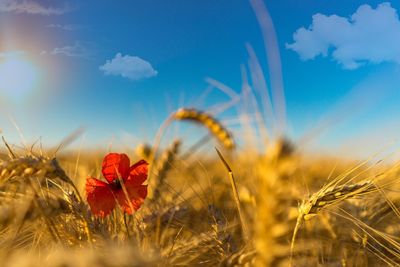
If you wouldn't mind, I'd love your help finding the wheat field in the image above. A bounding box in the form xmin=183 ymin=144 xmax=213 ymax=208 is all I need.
xmin=1 ymin=103 xmax=400 ymax=267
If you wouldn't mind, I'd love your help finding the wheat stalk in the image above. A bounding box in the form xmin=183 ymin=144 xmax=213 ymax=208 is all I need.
xmin=151 ymin=139 xmax=181 ymax=201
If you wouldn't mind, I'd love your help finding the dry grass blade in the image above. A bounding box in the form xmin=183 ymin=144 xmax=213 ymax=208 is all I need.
xmin=215 ymin=148 xmax=249 ymax=242
xmin=2 ymin=137 xmax=16 ymax=159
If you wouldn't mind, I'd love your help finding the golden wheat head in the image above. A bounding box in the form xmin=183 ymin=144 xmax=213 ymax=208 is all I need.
xmin=173 ymin=108 xmax=235 ymax=150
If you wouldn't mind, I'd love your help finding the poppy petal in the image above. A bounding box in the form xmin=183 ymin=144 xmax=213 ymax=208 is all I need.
xmin=128 ymin=160 xmax=148 ymax=186
xmin=86 ymin=177 xmax=116 ymax=217
xmin=102 ymin=153 xmax=130 ymax=183
xmin=116 ymin=184 xmax=148 ymax=214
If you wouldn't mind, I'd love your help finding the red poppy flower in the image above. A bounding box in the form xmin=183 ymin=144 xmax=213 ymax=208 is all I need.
xmin=86 ymin=153 xmax=148 ymax=217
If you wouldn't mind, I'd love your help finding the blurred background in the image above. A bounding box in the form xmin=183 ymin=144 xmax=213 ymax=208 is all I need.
xmin=1 ymin=0 xmax=400 ymax=158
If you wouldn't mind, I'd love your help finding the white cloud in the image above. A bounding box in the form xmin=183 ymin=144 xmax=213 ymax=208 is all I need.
xmin=46 ymin=24 xmax=82 ymax=31
xmin=286 ymin=2 xmax=400 ymax=69
xmin=0 ymin=0 xmax=70 ymax=15
xmin=42 ymin=41 xmax=94 ymax=59
xmin=0 ymin=50 xmax=24 ymax=58
xmin=99 ymin=53 xmax=158 ymax=81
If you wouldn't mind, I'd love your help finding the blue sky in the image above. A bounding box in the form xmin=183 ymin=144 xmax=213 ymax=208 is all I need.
xmin=0 ymin=0 xmax=400 ymax=156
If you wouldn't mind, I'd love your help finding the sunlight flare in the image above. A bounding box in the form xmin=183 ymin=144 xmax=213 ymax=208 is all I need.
xmin=0 ymin=52 xmax=40 ymax=100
